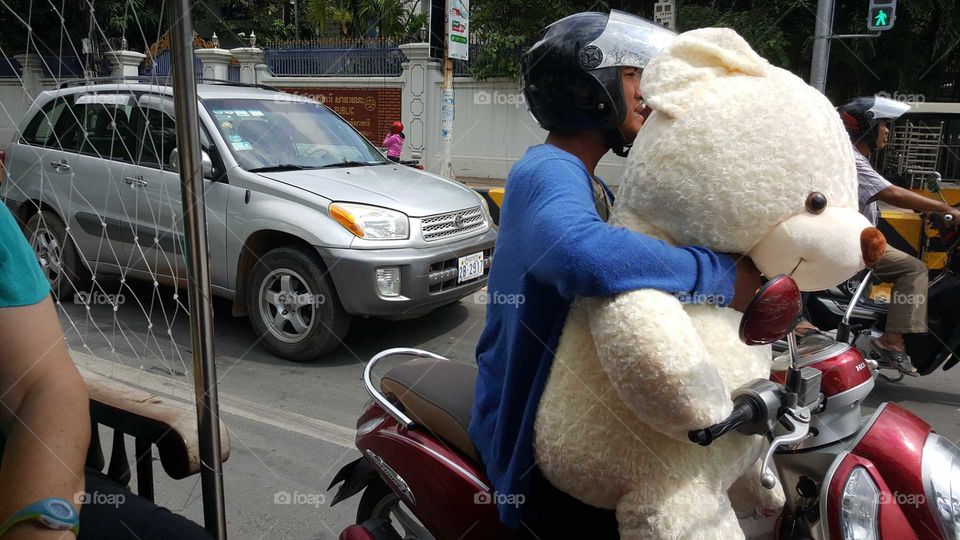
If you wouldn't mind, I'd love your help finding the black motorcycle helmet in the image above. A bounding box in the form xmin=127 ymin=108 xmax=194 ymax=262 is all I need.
xmin=837 ymin=96 xmax=910 ymax=151
xmin=521 ymin=11 xmax=675 ymax=157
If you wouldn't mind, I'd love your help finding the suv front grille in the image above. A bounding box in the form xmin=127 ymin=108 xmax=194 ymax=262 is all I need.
xmin=420 ymin=206 xmax=485 ymax=241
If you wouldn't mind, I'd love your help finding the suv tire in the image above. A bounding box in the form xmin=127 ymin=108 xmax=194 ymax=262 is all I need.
xmin=25 ymin=210 xmax=91 ymax=298
xmin=246 ymin=246 xmax=350 ymax=362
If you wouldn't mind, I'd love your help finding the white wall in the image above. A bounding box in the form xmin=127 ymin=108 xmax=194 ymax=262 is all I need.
xmin=420 ymin=77 xmax=629 ymax=182
xmin=0 ymin=76 xmax=59 ymax=149
xmin=0 ymin=81 xmax=38 ymax=149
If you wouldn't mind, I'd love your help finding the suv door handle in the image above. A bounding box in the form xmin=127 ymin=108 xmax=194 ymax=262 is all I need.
xmin=124 ymin=175 xmax=147 ymax=187
xmin=49 ymin=160 xmax=70 ymax=172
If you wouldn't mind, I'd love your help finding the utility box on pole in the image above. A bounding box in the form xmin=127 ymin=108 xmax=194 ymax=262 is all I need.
xmin=867 ymin=0 xmax=896 ymax=31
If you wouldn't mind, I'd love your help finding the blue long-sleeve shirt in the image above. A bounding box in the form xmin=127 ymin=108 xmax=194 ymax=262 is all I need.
xmin=468 ymin=144 xmax=737 ymax=528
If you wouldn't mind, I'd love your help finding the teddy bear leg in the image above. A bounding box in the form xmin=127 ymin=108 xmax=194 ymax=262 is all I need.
xmin=727 ymin=457 xmax=786 ymax=539
xmin=728 ymin=456 xmax=785 ymax=517
xmin=617 ymin=483 xmax=744 ymax=540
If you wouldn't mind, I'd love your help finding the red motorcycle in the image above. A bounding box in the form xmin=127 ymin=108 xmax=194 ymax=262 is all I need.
xmin=331 ymin=275 xmax=960 ymax=539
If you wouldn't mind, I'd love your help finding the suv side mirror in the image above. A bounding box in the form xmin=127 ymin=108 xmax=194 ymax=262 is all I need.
xmin=168 ymin=148 xmax=214 ymax=180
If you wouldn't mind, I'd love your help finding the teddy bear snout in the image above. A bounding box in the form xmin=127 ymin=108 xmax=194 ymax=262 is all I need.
xmin=861 ymin=227 xmax=887 ymax=267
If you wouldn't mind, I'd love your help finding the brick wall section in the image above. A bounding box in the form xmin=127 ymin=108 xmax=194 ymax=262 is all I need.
xmin=279 ymin=87 xmax=401 ymax=145
xmin=378 ymin=90 xmax=402 ymax=143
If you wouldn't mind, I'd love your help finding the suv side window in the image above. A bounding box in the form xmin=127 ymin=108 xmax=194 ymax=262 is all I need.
xmin=136 ymin=106 xmax=178 ymax=170
xmin=21 ymin=96 xmax=74 ymax=148
xmin=74 ymin=93 xmax=138 ymax=163
xmin=134 ymin=95 xmax=216 ymax=175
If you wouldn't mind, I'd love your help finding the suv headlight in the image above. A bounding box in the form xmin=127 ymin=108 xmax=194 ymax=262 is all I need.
xmin=840 ymin=466 xmax=880 ymax=540
xmin=329 ymin=203 xmax=409 ymax=240
xmin=478 ymin=194 xmax=492 ymax=224
xmin=923 ymin=433 xmax=960 ymax=539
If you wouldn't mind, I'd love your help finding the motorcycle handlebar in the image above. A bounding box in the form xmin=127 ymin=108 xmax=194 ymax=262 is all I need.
xmin=688 ymin=397 xmax=758 ymax=446
xmin=927 ymin=211 xmax=957 ymax=229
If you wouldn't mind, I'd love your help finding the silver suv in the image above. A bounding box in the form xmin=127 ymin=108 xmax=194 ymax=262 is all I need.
xmin=1 ymin=81 xmax=496 ymax=361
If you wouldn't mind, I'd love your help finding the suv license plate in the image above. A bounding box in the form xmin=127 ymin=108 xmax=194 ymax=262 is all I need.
xmin=458 ymin=252 xmax=484 ymax=283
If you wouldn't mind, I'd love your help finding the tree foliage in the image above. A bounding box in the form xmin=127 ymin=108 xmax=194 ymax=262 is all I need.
xmin=468 ymin=0 xmax=610 ymax=80
xmin=1 ymin=0 xmax=956 ymax=100
xmin=305 ymin=0 xmax=426 ymax=39
xmin=468 ymin=0 xmax=960 ymax=101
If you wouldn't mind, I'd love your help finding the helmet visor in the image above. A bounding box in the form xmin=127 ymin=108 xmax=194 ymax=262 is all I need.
xmin=582 ymin=10 xmax=676 ymax=71
xmin=868 ymin=96 xmax=911 ymax=120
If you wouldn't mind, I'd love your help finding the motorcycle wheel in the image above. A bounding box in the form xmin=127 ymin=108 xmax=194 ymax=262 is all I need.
xmin=357 ymin=479 xmax=436 ymax=540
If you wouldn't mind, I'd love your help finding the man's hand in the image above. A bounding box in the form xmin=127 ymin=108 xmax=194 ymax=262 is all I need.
xmin=729 ymin=256 xmax=761 ymax=312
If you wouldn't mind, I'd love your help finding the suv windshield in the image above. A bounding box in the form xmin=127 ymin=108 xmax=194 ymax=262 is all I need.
xmin=203 ymin=98 xmax=388 ymax=172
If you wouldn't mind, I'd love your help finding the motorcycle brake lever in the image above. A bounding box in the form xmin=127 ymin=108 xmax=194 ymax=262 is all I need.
xmin=759 ymin=407 xmax=811 ymax=489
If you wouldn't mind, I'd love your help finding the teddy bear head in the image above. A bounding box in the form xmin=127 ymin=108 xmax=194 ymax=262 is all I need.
xmin=617 ymin=28 xmax=881 ymax=291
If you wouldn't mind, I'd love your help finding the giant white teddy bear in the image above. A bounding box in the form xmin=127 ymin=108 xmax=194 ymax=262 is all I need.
xmin=533 ymin=28 xmax=881 ymax=539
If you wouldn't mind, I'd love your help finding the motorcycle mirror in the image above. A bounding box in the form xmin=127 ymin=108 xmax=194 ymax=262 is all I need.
xmin=738 ymin=274 xmax=802 ymax=346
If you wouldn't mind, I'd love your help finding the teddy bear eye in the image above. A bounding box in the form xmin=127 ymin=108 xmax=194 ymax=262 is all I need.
xmin=806 ymin=192 xmax=828 ymax=214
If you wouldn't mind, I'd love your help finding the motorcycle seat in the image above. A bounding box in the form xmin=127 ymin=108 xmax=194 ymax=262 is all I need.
xmin=380 ymin=358 xmax=480 ymax=462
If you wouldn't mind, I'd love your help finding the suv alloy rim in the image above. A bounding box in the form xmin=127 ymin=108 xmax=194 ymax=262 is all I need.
xmin=258 ymin=268 xmax=317 ymax=343
xmin=31 ymin=226 xmax=63 ymax=284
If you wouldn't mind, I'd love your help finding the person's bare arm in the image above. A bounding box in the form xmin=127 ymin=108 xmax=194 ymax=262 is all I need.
xmin=877 ymin=185 xmax=960 ymax=222
xmin=0 ymin=297 xmax=88 ymax=539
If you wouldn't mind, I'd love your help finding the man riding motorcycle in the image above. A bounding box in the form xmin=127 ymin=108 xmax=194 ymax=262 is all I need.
xmin=831 ymin=96 xmax=960 ymax=372
xmin=467 ymin=11 xmax=764 ymax=538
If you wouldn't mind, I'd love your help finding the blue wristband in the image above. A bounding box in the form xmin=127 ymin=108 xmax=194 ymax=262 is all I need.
xmin=0 ymin=498 xmax=79 ymax=537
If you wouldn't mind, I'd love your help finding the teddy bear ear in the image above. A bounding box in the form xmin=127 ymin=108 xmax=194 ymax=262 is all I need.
xmin=641 ymin=27 xmax=769 ymax=118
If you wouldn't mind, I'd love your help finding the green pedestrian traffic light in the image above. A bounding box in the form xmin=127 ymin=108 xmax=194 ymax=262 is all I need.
xmin=873 ymin=9 xmax=888 ymax=26
xmin=867 ymin=0 xmax=896 ymax=31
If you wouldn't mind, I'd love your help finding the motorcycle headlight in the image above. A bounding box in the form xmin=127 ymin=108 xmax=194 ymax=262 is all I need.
xmin=329 ymin=203 xmax=409 ymax=240
xmin=923 ymin=433 xmax=960 ymax=539
xmin=840 ymin=466 xmax=880 ymax=540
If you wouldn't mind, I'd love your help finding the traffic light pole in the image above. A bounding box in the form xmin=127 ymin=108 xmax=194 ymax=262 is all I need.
xmin=809 ymin=0 xmax=834 ymax=93
xmin=809 ymin=0 xmax=884 ymax=94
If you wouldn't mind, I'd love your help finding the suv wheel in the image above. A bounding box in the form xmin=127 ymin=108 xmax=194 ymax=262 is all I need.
xmin=25 ymin=211 xmax=91 ymax=298
xmin=246 ymin=246 xmax=351 ymax=362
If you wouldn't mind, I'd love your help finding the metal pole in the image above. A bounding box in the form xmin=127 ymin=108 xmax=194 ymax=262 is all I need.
xmin=85 ymin=1 xmax=96 ymax=77
xmin=809 ymin=0 xmax=834 ymax=93
xmin=440 ymin=0 xmax=455 ymax=180
xmin=293 ymin=0 xmax=301 ymax=41
xmin=167 ymin=2 xmax=228 ymax=538
xmin=441 ymin=56 xmax=454 ymax=179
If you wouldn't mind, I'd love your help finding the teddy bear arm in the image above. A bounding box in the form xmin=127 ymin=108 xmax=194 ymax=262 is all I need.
xmin=586 ymin=290 xmax=734 ymax=441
